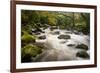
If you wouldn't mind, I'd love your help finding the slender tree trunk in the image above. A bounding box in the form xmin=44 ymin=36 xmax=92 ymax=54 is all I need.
xmin=72 ymin=12 xmax=75 ymax=31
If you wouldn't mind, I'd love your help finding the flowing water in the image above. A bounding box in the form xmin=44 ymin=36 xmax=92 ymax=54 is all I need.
xmin=33 ymin=28 xmax=90 ymax=62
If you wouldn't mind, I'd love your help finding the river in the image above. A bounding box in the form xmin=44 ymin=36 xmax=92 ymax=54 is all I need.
xmin=33 ymin=28 xmax=90 ymax=62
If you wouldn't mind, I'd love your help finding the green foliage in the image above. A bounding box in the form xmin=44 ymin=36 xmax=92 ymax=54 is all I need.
xmin=21 ymin=44 xmax=42 ymax=62
xmin=21 ymin=10 xmax=90 ymax=35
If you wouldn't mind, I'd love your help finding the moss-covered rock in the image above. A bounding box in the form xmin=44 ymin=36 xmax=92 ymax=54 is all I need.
xmin=21 ymin=31 xmax=36 ymax=47
xmin=76 ymin=44 xmax=88 ymax=50
xmin=58 ymin=35 xmax=71 ymax=39
xmin=76 ymin=51 xmax=89 ymax=59
xmin=21 ymin=44 xmax=42 ymax=62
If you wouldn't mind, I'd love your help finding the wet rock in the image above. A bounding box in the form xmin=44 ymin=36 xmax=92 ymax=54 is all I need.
xmin=32 ymin=28 xmax=44 ymax=34
xmin=60 ymin=41 xmax=67 ymax=44
xmin=65 ymin=31 xmax=72 ymax=34
xmin=76 ymin=51 xmax=89 ymax=59
xmin=76 ymin=44 xmax=88 ymax=50
xmin=67 ymin=44 xmax=75 ymax=47
xmin=52 ymin=31 xmax=60 ymax=35
xmin=34 ymin=32 xmax=41 ymax=35
xmin=58 ymin=35 xmax=71 ymax=39
xmin=38 ymin=35 xmax=46 ymax=39
xmin=73 ymin=30 xmax=80 ymax=35
xmin=50 ymin=26 xmax=58 ymax=31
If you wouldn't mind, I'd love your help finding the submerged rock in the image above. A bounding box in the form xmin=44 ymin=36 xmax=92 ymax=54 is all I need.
xmin=73 ymin=30 xmax=80 ymax=35
xmin=38 ymin=35 xmax=46 ymax=39
xmin=76 ymin=44 xmax=88 ymax=50
xmin=67 ymin=44 xmax=75 ymax=47
xmin=58 ymin=35 xmax=71 ymax=39
xmin=65 ymin=31 xmax=72 ymax=34
xmin=34 ymin=32 xmax=41 ymax=35
xmin=32 ymin=28 xmax=44 ymax=34
xmin=76 ymin=51 xmax=89 ymax=59
xmin=51 ymin=31 xmax=60 ymax=35
xmin=60 ymin=41 xmax=67 ymax=44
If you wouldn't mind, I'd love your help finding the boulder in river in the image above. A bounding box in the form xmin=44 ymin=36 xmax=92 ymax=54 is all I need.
xmin=52 ymin=31 xmax=60 ymax=35
xmin=75 ymin=44 xmax=88 ymax=50
xmin=65 ymin=31 xmax=72 ymax=34
xmin=67 ymin=44 xmax=75 ymax=47
xmin=60 ymin=41 xmax=67 ymax=44
xmin=76 ymin=51 xmax=89 ymax=59
xmin=73 ymin=30 xmax=80 ymax=35
xmin=50 ymin=26 xmax=58 ymax=31
xmin=38 ymin=35 xmax=46 ymax=39
xmin=58 ymin=35 xmax=71 ymax=39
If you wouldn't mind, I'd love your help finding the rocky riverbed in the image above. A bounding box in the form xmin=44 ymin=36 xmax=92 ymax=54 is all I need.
xmin=31 ymin=27 xmax=90 ymax=62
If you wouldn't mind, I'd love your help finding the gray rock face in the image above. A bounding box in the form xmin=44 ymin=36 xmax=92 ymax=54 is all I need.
xmin=58 ymin=35 xmax=71 ymax=39
xmin=76 ymin=51 xmax=89 ymax=59
xmin=38 ymin=35 xmax=46 ymax=39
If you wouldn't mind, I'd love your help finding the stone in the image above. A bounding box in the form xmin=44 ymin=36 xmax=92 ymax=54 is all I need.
xmin=52 ymin=31 xmax=60 ymax=35
xmin=60 ymin=41 xmax=67 ymax=44
xmin=76 ymin=51 xmax=89 ymax=59
xmin=38 ymin=35 xmax=46 ymax=39
xmin=58 ymin=35 xmax=71 ymax=39
xmin=73 ymin=30 xmax=80 ymax=35
xmin=67 ymin=44 xmax=75 ymax=47
xmin=65 ymin=31 xmax=72 ymax=34
xmin=50 ymin=26 xmax=58 ymax=31
xmin=34 ymin=32 xmax=41 ymax=35
xmin=76 ymin=44 xmax=88 ymax=50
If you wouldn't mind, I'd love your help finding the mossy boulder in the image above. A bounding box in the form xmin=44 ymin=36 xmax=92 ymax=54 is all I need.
xmin=76 ymin=51 xmax=89 ymax=59
xmin=76 ymin=44 xmax=88 ymax=50
xmin=21 ymin=31 xmax=36 ymax=47
xmin=58 ymin=35 xmax=71 ymax=39
xmin=21 ymin=44 xmax=42 ymax=62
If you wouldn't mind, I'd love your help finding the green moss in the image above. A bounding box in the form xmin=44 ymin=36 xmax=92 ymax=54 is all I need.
xmin=21 ymin=31 xmax=37 ymax=47
xmin=21 ymin=44 xmax=42 ymax=62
